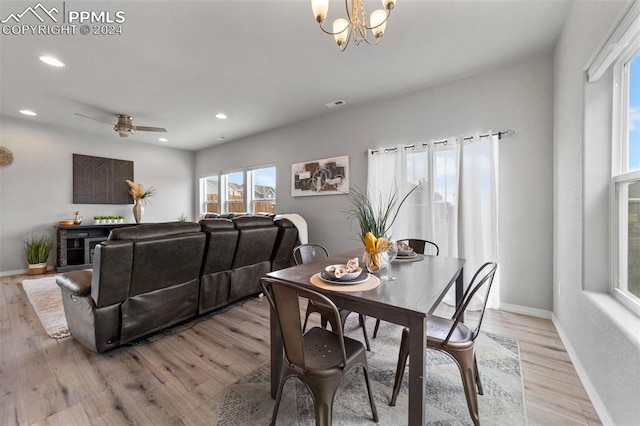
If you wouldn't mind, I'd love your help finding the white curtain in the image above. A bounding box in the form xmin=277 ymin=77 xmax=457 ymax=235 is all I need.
xmin=367 ymin=134 xmax=499 ymax=309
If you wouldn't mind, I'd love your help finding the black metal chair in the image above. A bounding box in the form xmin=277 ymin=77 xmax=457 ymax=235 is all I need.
xmin=372 ymin=238 xmax=440 ymax=338
xmin=397 ymin=238 xmax=440 ymax=256
xmin=260 ymin=277 xmax=378 ymax=425
xmin=293 ymin=244 xmax=371 ymax=351
xmin=389 ymin=262 xmax=498 ymax=426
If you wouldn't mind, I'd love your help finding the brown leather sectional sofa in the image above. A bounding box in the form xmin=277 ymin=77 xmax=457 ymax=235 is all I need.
xmin=56 ymin=215 xmax=298 ymax=353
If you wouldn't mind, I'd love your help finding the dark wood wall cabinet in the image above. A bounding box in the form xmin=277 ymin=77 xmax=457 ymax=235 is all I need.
xmin=56 ymin=224 xmax=134 ymax=272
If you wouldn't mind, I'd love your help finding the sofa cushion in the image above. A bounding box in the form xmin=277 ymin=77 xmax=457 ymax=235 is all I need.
xmin=108 ymin=222 xmax=201 ymax=241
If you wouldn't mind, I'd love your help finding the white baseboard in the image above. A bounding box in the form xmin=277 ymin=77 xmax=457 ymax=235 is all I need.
xmin=499 ymin=302 xmax=552 ymax=319
xmin=0 ymin=267 xmax=55 ymax=278
xmin=0 ymin=268 xmax=27 ymax=277
xmin=551 ymin=314 xmax=615 ymax=426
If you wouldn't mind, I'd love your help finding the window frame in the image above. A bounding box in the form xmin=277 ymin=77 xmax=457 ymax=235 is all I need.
xmin=611 ymin=37 xmax=640 ymax=316
xmin=199 ymin=173 xmax=220 ymax=214
xmin=247 ymin=164 xmax=276 ymax=214
xmin=221 ymin=169 xmax=246 ymax=214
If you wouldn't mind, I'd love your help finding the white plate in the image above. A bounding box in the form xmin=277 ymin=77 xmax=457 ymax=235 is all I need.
xmin=320 ymin=270 xmax=369 ymax=285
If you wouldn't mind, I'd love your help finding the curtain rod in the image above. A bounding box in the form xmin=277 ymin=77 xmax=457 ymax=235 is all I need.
xmin=366 ymin=129 xmax=515 ymax=155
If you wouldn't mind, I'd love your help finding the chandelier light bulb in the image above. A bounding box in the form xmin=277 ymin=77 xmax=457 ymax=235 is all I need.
xmin=370 ymin=9 xmax=387 ymax=37
xmin=383 ymin=0 xmax=396 ymax=11
xmin=312 ymin=0 xmax=329 ymax=22
xmin=333 ymin=18 xmax=349 ymax=46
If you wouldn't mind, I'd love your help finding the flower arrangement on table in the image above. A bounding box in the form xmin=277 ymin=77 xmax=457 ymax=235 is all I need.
xmin=344 ymin=185 xmax=418 ymax=272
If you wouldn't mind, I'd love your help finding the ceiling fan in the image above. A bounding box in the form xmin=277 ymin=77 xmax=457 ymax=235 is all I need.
xmin=75 ymin=113 xmax=167 ymax=138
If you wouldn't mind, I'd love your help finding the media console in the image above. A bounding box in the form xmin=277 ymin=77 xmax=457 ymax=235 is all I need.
xmin=55 ymin=223 xmax=135 ymax=272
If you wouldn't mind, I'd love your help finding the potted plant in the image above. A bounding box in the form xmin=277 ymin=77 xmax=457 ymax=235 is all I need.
xmin=24 ymin=234 xmax=52 ymax=275
xmin=126 ymin=180 xmax=155 ymax=224
xmin=344 ymin=185 xmax=418 ymax=271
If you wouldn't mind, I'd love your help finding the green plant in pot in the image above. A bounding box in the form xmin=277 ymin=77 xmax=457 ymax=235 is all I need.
xmin=24 ymin=234 xmax=52 ymax=275
xmin=344 ymin=185 xmax=419 ymax=272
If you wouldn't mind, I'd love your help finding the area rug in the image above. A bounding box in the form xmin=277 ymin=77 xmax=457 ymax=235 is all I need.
xmin=205 ymin=318 xmax=526 ymax=425
xmin=21 ymin=275 xmax=70 ymax=339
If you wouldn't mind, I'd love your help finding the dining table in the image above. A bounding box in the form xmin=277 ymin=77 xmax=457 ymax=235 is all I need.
xmin=265 ymin=248 xmax=466 ymax=426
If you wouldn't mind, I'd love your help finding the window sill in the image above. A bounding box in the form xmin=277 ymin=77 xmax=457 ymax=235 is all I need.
xmin=584 ymin=291 xmax=640 ymax=345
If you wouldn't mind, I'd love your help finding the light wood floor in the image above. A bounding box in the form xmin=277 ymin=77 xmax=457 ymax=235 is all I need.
xmin=1 ymin=273 xmax=600 ymax=425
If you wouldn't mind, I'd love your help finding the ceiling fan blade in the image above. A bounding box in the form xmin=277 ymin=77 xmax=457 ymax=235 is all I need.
xmin=133 ymin=126 xmax=167 ymax=133
xmin=74 ymin=113 xmax=114 ymax=125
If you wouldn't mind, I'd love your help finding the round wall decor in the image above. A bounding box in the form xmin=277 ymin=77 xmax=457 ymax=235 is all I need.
xmin=0 ymin=146 xmax=14 ymax=167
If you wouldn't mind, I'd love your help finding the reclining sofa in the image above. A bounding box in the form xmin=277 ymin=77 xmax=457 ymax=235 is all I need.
xmin=56 ymin=215 xmax=299 ymax=353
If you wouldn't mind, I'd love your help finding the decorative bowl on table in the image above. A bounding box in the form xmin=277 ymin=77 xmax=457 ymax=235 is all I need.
xmin=324 ymin=264 xmax=363 ymax=281
xmin=396 ymin=241 xmax=415 ymax=257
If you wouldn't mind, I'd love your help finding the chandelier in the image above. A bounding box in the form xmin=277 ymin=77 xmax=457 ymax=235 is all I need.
xmin=311 ymin=0 xmax=396 ymax=52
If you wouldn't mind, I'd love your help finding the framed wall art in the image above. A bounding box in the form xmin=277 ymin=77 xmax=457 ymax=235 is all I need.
xmin=291 ymin=155 xmax=349 ymax=197
xmin=73 ymin=154 xmax=134 ymax=204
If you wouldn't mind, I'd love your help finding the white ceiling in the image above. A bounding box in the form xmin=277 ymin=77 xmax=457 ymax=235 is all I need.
xmin=0 ymin=0 xmax=572 ymax=151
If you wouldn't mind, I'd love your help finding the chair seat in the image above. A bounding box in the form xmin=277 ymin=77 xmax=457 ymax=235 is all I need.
xmin=426 ymin=315 xmax=474 ymax=349
xmin=303 ymin=327 xmax=367 ymax=375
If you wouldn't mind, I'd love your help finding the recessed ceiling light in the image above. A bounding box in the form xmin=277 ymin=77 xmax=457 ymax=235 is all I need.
xmin=39 ymin=56 xmax=65 ymax=67
xmin=158 ymin=138 xmax=168 ymax=142
xmin=217 ymin=136 xmax=227 ymax=141
xmin=215 ymin=113 xmax=227 ymax=120
xmin=325 ymin=100 xmax=346 ymax=108
xmin=19 ymin=110 xmax=37 ymax=116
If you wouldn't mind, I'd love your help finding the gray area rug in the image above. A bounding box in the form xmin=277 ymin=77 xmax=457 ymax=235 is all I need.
xmin=207 ymin=317 xmax=526 ymax=425
xmin=21 ymin=275 xmax=70 ymax=339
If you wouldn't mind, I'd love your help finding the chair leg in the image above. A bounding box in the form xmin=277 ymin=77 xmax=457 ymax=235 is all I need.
xmin=389 ymin=328 xmax=410 ymax=406
xmin=373 ymin=319 xmax=381 ymax=338
xmin=270 ymin=373 xmax=290 ymax=426
xmin=474 ymin=352 xmax=484 ymax=395
xmin=305 ymin=378 xmax=339 ymax=426
xmin=358 ymin=314 xmax=371 ymax=351
xmin=361 ymin=365 xmax=379 ymax=422
xmin=448 ymin=348 xmax=481 ymax=426
xmin=302 ymin=311 xmax=311 ymax=332
xmin=340 ymin=311 xmax=371 ymax=351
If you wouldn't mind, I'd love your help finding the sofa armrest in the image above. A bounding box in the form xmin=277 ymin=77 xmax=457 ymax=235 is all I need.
xmin=56 ymin=270 xmax=92 ymax=297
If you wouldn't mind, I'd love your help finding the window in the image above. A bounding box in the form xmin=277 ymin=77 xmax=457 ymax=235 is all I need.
xmin=248 ymin=165 xmax=276 ymax=214
xmin=222 ymin=170 xmax=245 ymax=213
xmin=200 ymin=175 xmax=219 ymax=213
xmin=200 ymin=165 xmax=277 ymax=215
xmin=613 ymin=42 xmax=640 ymax=315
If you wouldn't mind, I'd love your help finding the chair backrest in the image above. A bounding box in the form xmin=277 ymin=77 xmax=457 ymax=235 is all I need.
xmin=260 ymin=277 xmax=347 ymax=372
xmin=445 ymin=262 xmax=498 ymax=344
xmin=293 ymin=243 xmax=329 ymax=265
xmin=398 ymin=238 xmax=440 ymax=256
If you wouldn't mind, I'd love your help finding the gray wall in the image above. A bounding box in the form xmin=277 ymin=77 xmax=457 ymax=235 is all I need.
xmin=0 ymin=116 xmax=195 ymax=275
xmin=554 ymin=1 xmax=640 ymax=424
xmin=196 ymin=55 xmax=554 ymax=311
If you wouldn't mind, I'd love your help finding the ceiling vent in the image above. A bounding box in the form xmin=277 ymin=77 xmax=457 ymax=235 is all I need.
xmin=325 ymin=100 xmax=346 ymax=108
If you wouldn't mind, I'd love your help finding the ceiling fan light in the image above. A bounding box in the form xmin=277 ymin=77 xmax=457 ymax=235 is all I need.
xmin=370 ymin=9 xmax=387 ymax=37
xmin=333 ymin=18 xmax=349 ymax=46
xmin=311 ymin=0 xmax=329 ymax=22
